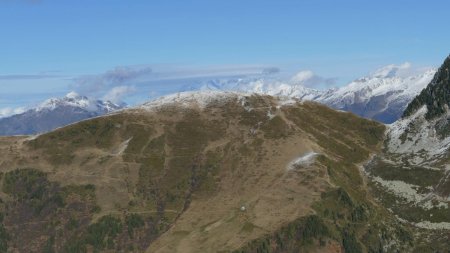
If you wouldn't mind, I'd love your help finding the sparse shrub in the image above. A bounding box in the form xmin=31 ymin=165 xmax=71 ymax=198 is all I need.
xmin=43 ymin=236 xmax=55 ymax=253
xmin=2 ymin=168 xmax=48 ymax=200
xmin=342 ymin=231 xmax=363 ymax=253
xmin=0 ymin=222 xmax=9 ymax=253
xmin=85 ymin=215 xmax=123 ymax=250
xmin=126 ymin=214 xmax=145 ymax=238
xmin=2 ymin=169 xmax=65 ymax=214
xmin=235 ymin=215 xmax=330 ymax=252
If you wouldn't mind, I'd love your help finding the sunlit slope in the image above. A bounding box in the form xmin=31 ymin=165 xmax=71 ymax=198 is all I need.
xmin=0 ymin=92 xmax=428 ymax=252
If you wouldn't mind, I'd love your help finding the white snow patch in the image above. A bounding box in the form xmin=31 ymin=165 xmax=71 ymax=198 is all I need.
xmin=288 ymin=152 xmax=319 ymax=170
xmin=112 ymin=137 xmax=133 ymax=156
xmin=267 ymin=110 xmax=276 ymax=120
xmin=25 ymin=134 xmax=41 ymax=141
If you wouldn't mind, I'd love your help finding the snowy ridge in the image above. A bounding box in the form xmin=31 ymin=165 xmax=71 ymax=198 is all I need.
xmin=224 ymin=79 xmax=322 ymax=101
xmin=287 ymin=152 xmax=319 ymax=170
xmin=139 ymin=90 xmax=304 ymax=112
xmin=200 ymin=77 xmax=322 ymax=101
xmin=319 ymin=68 xmax=436 ymax=110
xmin=140 ymin=90 xmax=246 ymax=110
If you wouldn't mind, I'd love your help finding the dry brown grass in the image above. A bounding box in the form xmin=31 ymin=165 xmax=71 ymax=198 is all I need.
xmin=0 ymin=95 xmax=386 ymax=252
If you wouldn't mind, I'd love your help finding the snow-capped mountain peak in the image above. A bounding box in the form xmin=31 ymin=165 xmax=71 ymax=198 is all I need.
xmin=36 ymin=92 xmax=121 ymax=113
xmin=316 ymin=66 xmax=435 ymax=123
xmin=0 ymin=92 xmax=125 ymax=135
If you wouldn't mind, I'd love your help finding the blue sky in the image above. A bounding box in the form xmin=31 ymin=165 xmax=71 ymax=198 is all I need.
xmin=1 ymin=0 xmax=449 ymax=113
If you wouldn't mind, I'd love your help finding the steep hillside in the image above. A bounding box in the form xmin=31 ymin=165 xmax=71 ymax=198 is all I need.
xmin=0 ymin=91 xmax=445 ymax=252
xmin=0 ymin=92 xmax=123 ymax=136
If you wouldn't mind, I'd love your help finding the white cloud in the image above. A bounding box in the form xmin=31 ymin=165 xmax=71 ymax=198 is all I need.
xmin=261 ymin=67 xmax=280 ymax=75
xmin=290 ymin=70 xmax=337 ymax=89
xmin=0 ymin=107 xmax=26 ymax=118
xmin=395 ymin=62 xmax=435 ymax=78
xmin=102 ymin=85 xmax=136 ymax=104
xmin=369 ymin=62 xmax=431 ymax=79
xmin=399 ymin=62 xmax=412 ymax=69
xmin=291 ymin=70 xmax=315 ymax=83
xmin=71 ymin=66 xmax=153 ymax=94
xmin=68 ymin=64 xmax=284 ymax=104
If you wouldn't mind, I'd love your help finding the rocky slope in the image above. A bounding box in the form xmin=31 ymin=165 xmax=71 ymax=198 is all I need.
xmin=0 ymin=92 xmax=123 ymax=136
xmin=363 ymin=56 xmax=450 ymax=246
xmin=0 ymin=91 xmax=446 ymax=252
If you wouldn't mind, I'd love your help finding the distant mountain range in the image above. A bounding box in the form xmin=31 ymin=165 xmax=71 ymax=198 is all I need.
xmin=0 ymin=63 xmax=437 ymax=136
xmin=202 ymin=64 xmax=436 ymax=123
xmin=0 ymin=92 xmax=124 ymax=135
